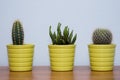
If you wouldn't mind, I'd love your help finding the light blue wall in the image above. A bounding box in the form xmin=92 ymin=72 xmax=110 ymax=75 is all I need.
xmin=0 ymin=0 xmax=120 ymax=66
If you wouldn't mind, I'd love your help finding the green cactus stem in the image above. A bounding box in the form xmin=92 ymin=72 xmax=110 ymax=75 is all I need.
xmin=12 ymin=20 xmax=24 ymax=45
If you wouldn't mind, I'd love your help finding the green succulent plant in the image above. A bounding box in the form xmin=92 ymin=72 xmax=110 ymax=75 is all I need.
xmin=92 ymin=28 xmax=112 ymax=44
xmin=49 ymin=22 xmax=77 ymax=45
xmin=12 ymin=20 xmax=24 ymax=45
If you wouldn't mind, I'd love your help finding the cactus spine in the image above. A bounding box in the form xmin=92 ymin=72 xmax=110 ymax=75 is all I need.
xmin=49 ymin=22 xmax=77 ymax=45
xmin=92 ymin=28 xmax=112 ymax=44
xmin=12 ymin=20 xmax=24 ymax=45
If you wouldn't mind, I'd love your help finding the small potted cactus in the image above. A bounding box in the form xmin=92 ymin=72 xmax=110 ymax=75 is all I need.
xmin=48 ymin=22 xmax=77 ymax=71
xmin=7 ymin=20 xmax=35 ymax=71
xmin=88 ymin=28 xmax=116 ymax=71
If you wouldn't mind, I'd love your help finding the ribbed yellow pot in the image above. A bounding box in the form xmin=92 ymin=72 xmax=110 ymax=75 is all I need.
xmin=7 ymin=44 xmax=34 ymax=71
xmin=88 ymin=44 xmax=116 ymax=71
xmin=48 ymin=45 xmax=76 ymax=71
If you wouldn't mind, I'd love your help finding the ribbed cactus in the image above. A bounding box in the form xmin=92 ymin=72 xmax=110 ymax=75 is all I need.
xmin=49 ymin=22 xmax=77 ymax=45
xmin=12 ymin=20 xmax=24 ymax=45
xmin=92 ymin=28 xmax=112 ymax=44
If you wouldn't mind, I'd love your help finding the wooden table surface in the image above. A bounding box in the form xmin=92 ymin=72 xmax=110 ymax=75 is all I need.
xmin=0 ymin=66 xmax=120 ymax=80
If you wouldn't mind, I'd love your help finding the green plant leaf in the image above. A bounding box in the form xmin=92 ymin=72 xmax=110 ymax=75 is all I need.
xmin=63 ymin=26 xmax=69 ymax=43
xmin=53 ymin=32 xmax=57 ymax=44
xmin=49 ymin=26 xmax=55 ymax=44
xmin=57 ymin=22 xmax=62 ymax=37
xmin=56 ymin=33 xmax=60 ymax=44
xmin=68 ymin=30 xmax=73 ymax=43
xmin=60 ymin=39 xmax=65 ymax=44
xmin=71 ymin=34 xmax=77 ymax=44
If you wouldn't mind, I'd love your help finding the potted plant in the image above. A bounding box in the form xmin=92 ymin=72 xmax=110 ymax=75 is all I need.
xmin=88 ymin=28 xmax=116 ymax=71
xmin=7 ymin=20 xmax=35 ymax=71
xmin=48 ymin=22 xmax=77 ymax=71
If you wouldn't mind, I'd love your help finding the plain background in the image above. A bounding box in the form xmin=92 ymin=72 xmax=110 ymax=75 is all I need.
xmin=0 ymin=0 xmax=120 ymax=66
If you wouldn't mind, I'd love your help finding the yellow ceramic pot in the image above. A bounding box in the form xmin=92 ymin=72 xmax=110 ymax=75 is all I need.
xmin=7 ymin=44 xmax=34 ymax=71
xmin=88 ymin=44 xmax=116 ymax=71
xmin=48 ymin=45 xmax=76 ymax=71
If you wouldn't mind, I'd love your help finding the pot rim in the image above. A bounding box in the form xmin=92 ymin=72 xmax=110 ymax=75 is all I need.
xmin=7 ymin=44 xmax=35 ymax=48
xmin=88 ymin=43 xmax=115 ymax=45
xmin=48 ymin=44 xmax=76 ymax=48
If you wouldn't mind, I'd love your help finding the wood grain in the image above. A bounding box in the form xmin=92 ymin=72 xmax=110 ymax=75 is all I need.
xmin=0 ymin=66 xmax=120 ymax=80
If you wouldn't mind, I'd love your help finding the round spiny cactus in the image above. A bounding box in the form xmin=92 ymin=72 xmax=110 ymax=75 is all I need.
xmin=12 ymin=20 xmax=24 ymax=45
xmin=92 ymin=28 xmax=112 ymax=44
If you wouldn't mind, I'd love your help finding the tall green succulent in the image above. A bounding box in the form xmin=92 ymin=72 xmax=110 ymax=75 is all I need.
xmin=92 ymin=28 xmax=112 ymax=44
xmin=12 ymin=20 xmax=24 ymax=45
xmin=49 ymin=22 xmax=77 ymax=45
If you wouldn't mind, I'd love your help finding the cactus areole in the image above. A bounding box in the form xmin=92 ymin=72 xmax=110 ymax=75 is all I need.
xmin=49 ymin=22 xmax=77 ymax=45
xmin=12 ymin=20 xmax=24 ymax=45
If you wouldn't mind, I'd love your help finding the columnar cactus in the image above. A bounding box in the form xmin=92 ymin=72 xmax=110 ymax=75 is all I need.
xmin=92 ymin=28 xmax=112 ymax=44
xmin=12 ymin=20 xmax=24 ymax=45
xmin=49 ymin=22 xmax=77 ymax=45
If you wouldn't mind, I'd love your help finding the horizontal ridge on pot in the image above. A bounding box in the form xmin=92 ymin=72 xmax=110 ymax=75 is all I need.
xmin=90 ymin=57 xmax=114 ymax=62
xmin=90 ymin=62 xmax=113 ymax=66
xmin=10 ymin=62 xmax=32 ymax=67
xmin=90 ymin=53 xmax=114 ymax=57
xmin=90 ymin=66 xmax=113 ymax=71
xmin=10 ymin=67 xmax=32 ymax=71
xmin=51 ymin=66 xmax=73 ymax=71
xmin=9 ymin=58 xmax=32 ymax=62
xmin=50 ymin=57 xmax=74 ymax=61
